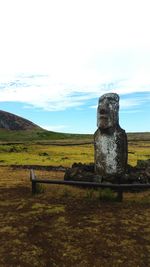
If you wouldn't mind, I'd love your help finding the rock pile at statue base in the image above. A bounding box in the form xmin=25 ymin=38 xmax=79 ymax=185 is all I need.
xmin=64 ymin=159 xmax=150 ymax=184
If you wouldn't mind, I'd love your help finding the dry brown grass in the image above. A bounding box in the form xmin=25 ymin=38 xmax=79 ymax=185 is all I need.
xmin=0 ymin=166 xmax=150 ymax=266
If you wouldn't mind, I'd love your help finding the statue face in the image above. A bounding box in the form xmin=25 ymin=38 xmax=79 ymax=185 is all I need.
xmin=97 ymin=93 xmax=119 ymax=130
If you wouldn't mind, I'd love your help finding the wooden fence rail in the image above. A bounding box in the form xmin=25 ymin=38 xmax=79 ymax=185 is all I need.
xmin=30 ymin=169 xmax=150 ymax=202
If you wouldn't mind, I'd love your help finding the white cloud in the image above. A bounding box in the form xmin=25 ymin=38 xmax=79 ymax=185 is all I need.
xmin=0 ymin=73 xmax=149 ymax=111
xmin=40 ymin=124 xmax=67 ymax=132
xmin=120 ymin=97 xmax=147 ymax=109
xmin=0 ymin=0 xmax=150 ymax=74
xmin=0 ymin=0 xmax=150 ymax=111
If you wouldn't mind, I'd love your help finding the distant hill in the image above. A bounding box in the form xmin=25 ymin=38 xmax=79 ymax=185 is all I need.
xmin=0 ymin=110 xmax=42 ymax=131
xmin=0 ymin=110 xmax=149 ymax=143
xmin=0 ymin=110 xmax=92 ymax=143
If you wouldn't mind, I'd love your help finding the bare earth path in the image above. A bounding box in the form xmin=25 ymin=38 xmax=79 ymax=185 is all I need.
xmin=0 ymin=167 xmax=150 ymax=267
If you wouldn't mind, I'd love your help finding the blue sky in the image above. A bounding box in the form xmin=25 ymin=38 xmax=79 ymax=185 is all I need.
xmin=0 ymin=0 xmax=150 ymax=133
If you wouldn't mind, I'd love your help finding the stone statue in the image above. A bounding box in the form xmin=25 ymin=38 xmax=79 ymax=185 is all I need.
xmin=94 ymin=93 xmax=127 ymax=179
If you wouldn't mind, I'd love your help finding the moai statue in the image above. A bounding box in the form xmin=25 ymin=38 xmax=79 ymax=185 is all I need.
xmin=94 ymin=93 xmax=127 ymax=179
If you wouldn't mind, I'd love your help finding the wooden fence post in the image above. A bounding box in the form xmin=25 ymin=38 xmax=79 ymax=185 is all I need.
xmin=117 ymin=189 xmax=123 ymax=202
xmin=32 ymin=180 xmax=37 ymax=194
xmin=30 ymin=169 xmax=37 ymax=194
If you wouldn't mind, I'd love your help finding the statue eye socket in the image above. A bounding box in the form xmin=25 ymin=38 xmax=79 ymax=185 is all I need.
xmin=100 ymin=109 xmax=108 ymax=114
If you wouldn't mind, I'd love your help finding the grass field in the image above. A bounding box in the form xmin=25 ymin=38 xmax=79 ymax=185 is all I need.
xmin=0 ymin=128 xmax=93 ymax=142
xmin=1 ymin=166 xmax=150 ymax=266
xmin=0 ymin=128 xmax=149 ymax=143
xmin=0 ymin=140 xmax=149 ymax=167
xmin=0 ymin=135 xmax=150 ymax=266
xmin=0 ymin=143 xmax=93 ymax=167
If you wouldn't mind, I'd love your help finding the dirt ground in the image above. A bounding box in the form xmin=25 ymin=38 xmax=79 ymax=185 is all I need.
xmin=0 ymin=166 xmax=150 ymax=267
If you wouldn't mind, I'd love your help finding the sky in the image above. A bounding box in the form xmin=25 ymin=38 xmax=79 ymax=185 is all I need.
xmin=0 ymin=0 xmax=150 ymax=133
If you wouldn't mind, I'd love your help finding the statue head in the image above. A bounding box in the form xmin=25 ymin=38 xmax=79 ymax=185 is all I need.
xmin=97 ymin=93 xmax=119 ymax=130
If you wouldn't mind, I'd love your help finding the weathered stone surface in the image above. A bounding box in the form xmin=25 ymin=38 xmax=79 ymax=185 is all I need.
xmin=94 ymin=93 xmax=128 ymax=178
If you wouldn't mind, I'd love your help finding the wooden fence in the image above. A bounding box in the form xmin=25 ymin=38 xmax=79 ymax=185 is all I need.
xmin=30 ymin=169 xmax=150 ymax=202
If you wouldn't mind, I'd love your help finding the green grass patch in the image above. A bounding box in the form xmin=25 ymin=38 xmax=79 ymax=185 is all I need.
xmin=0 ymin=128 xmax=93 ymax=142
xmin=0 ymin=140 xmax=149 ymax=167
xmin=0 ymin=143 xmax=94 ymax=166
